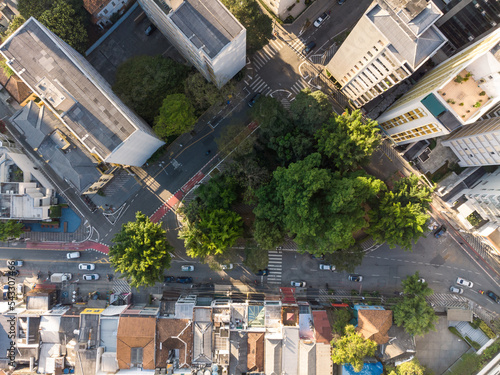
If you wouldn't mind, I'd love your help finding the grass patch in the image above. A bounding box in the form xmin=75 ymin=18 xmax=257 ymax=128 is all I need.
xmin=333 ymin=30 xmax=350 ymax=45
xmin=465 ymin=336 xmax=481 ymax=350
xmin=449 ymin=326 xmax=465 ymax=340
xmin=466 ymin=211 xmax=483 ymax=227
xmin=448 ymin=338 xmax=500 ymax=375
xmin=49 ymin=205 xmax=62 ymax=219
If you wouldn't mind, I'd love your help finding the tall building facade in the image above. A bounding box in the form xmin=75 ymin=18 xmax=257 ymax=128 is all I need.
xmin=260 ymin=0 xmax=295 ymax=19
xmin=138 ymin=0 xmax=246 ymax=89
xmin=0 ymin=18 xmax=165 ymax=167
xmin=377 ymin=29 xmax=500 ymax=145
xmin=326 ymin=0 xmax=447 ymax=108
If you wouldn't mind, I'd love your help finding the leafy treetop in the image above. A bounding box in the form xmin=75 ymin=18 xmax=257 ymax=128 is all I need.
xmin=393 ymin=295 xmax=438 ymax=336
xmin=153 ymin=93 xmax=197 ymax=140
xmin=0 ymin=220 xmax=24 ymax=241
xmin=331 ymin=325 xmax=377 ymax=372
xmin=401 ymin=271 xmax=434 ymax=297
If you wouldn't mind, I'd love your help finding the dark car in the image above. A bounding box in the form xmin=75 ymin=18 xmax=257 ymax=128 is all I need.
xmin=164 ymin=276 xmax=176 ymax=283
xmin=309 ymin=253 xmax=325 ymax=260
xmin=145 ymin=24 xmax=156 ymax=36
xmin=348 ymin=274 xmax=363 ymax=282
xmin=248 ymin=93 xmax=261 ymax=108
xmin=302 ymin=41 xmax=316 ymax=55
xmin=486 ymin=290 xmax=500 ymax=303
xmin=176 ymin=276 xmax=193 ymax=284
xmin=255 ymin=269 xmax=269 ymax=276
xmin=434 ymin=225 xmax=447 ymax=238
xmin=338 ymin=0 xmax=347 ymax=4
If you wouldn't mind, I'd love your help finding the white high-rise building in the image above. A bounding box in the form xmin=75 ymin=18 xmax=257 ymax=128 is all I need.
xmin=138 ymin=0 xmax=246 ymax=89
xmin=326 ymin=0 xmax=447 ymax=108
xmin=377 ymin=29 xmax=500 ymax=145
xmin=0 ymin=18 xmax=165 ymax=167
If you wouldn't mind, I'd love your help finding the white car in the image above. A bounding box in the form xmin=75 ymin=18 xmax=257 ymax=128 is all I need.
xmin=313 ymin=12 xmax=328 ymax=27
xmin=319 ymin=264 xmax=335 ymax=271
xmin=78 ymin=263 xmax=95 ymax=271
xmin=66 ymin=252 xmax=81 ymax=259
xmin=456 ymin=277 xmax=473 ymax=288
xmin=7 ymin=260 xmax=23 ymax=267
xmin=291 ymin=281 xmax=306 ymax=287
xmin=181 ymin=265 xmax=195 ymax=272
xmin=221 ymin=264 xmax=233 ymax=270
xmin=83 ymin=274 xmax=99 ymax=281
xmin=450 ymin=286 xmax=463 ymax=294
xmin=418 ymin=278 xmax=425 ymax=283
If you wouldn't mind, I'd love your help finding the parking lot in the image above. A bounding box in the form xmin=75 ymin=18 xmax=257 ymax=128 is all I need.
xmin=86 ymin=4 xmax=184 ymax=85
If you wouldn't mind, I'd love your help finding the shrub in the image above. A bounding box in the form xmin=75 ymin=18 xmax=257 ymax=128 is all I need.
xmin=466 ymin=336 xmax=481 ymax=350
xmin=473 ymin=102 xmax=482 ymax=108
xmin=470 ymin=317 xmax=481 ymax=329
xmin=459 ymin=102 xmax=464 ymax=106
xmin=479 ymin=320 xmax=496 ymax=339
xmin=350 ymin=289 xmax=359 ymax=296
xmin=449 ymin=326 xmax=465 ymax=340
xmin=49 ymin=205 xmax=62 ymax=219
xmin=479 ymin=91 xmax=486 ymax=96
xmin=454 ymin=75 xmax=464 ymax=83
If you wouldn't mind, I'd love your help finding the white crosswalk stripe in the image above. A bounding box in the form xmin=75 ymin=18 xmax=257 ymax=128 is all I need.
xmin=113 ymin=279 xmax=131 ymax=294
xmin=252 ymin=39 xmax=286 ymax=71
xmin=290 ymin=79 xmax=309 ymax=95
xmin=246 ymin=75 xmax=272 ymax=96
xmin=289 ymin=38 xmax=306 ymax=52
xmin=281 ymin=98 xmax=291 ymax=109
xmin=267 ymin=250 xmax=283 ymax=285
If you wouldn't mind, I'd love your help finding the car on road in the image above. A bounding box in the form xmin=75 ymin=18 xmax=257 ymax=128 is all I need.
xmin=248 ymin=93 xmax=261 ymax=108
xmin=164 ymin=276 xmax=176 ymax=283
xmin=313 ymin=12 xmax=328 ymax=27
xmin=221 ymin=264 xmax=233 ymax=270
xmin=418 ymin=278 xmax=425 ymax=283
xmin=338 ymin=0 xmax=347 ymax=4
xmin=302 ymin=41 xmax=316 ymax=55
xmin=181 ymin=265 xmax=194 ymax=272
xmin=434 ymin=225 xmax=447 ymax=238
xmin=456 ymin=277 xmax=473 ymax=288
xmin=78 ymin=263 xmax=95 ymax=271
xmin=309 ymin=253 xmax=325 ymax=260
xmin=256 ymin=269 xmax=269 ymax=276
xmin=7 ymin=260 xmax=23 ymax=267
xmin=83 ymin=274 xmax=99 ymax=281
xmin=145 ymin=24 xmax=156 ymax=36
xmin=291 ymin=281 xmax=306 ymax=287
xmin=2 ymin=285 xmax=9 ymax=300
xmin=176 ymin=276 xmax=193 ymax=284
xmin=319 ymin=264 xmax=335 ymax=271
xmin=449 ymin=286 xmax=463 ymax=294
xmin=486 ymin=290 xmax=500 ymax=303
xmin=67 ymin=252 xmax=81 ymax=259
xmin=348 ymin=274 xmax=363 ymax=282
xmin=17 ymin=283 xmax=23 ymax=296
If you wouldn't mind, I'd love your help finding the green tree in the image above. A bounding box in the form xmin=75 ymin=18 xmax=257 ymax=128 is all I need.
xmin=253 ymin=218 xmax=285 ymax=249
xmin=184 ymin=72 xmax=234 ymax=114
xmin=396 ymin=359 xmax=426 ymax=375
xmin=331 ymin=325 xmax=377 ymax=372
xmin=109 ymin=212 xmax=172 ymax=288
xmin=38 ymin=0 xmax=88 ymax=53
xmin=195 ymin=174 xmax=239 ymax=210
xmin=220 ymin=0 xmax=272 ymax=54
xmin=154 ymin=93 xmax=197 ymax=139
xmin=316 ymin=110 xmax=381 ymax=171
xmin=243 ymin=241 xmax=269 ymax=272
xmin=368 ymin=175 xmax=434 ymax=251
xmin=18 ymin=0 xmax=54 ymax=19
xmin=402 ymin=271 xmax=434 ymax=297
xmin=393 ymin=295 xmax=438 ymax=336
xmin=252 ymin=96 xmax=292 ymax=138
xmin=290 ymin=88 xmax=332 ymax=130
xmin=0 ymin=220 xmax=24 ymax=241
xmin=113 ymin=55 xmax=190 ymax=124
xmin=2 ymin=16 xmax=26 ymax=41
xmin=331 ymin=308 xmax=353 ymax=336
xmin=323 ymin=245 xmax=365 ymax=273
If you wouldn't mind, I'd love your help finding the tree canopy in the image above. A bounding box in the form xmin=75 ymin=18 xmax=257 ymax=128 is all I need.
xmin=154 ymin=94 xmax=197 ymax=139
xmin=184 ymin=72 xmax=234 ymax=115
xmin=18 ymin=0 xmax=54 ymax=19
xmin=368 ymin=175 xmax=434 ymax=251
xmin=113 ymin=55 xmax=190 ymax=124
xmin=331 ymin=325 xmax=377 ymax=372
xmin=109 ymin=212 xmax=172 ymax=288
xmin=402 ymin=271 xmax=434 ymax=297
xmin=243 ymin=242 xmax=269 ymax=273
xmin=387 ymin=359 xmax=426 ymax=375
xmin=0 ymin=220 xmax=24 ymax=241
xmin=290 ymin=88 xmax=332 ymax=130
xmin=393 ymin=295 xmax=438 ymax=336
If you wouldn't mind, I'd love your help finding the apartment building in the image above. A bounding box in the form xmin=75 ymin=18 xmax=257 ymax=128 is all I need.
xmin=0 ymin=18 xmax=165 ymax=167
xmin=260 ymin=0 xmax=295 ymax=19
xmin=326 ymin=0 xmax=447 ymax=108
xmin=83 ymin=0 xmax=133 ymax=28
xmin=138 ymin=0 xmax=246 ymax=89
xmin=377 ymin=28 xmax=500 ymax=145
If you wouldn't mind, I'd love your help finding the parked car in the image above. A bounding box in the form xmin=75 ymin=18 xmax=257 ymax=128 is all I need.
xmin=434 ymin=225 xmax=447 ymax=238
xmin=181 ymin=265 xmax=195 ymax=272
xmin=248 ymin=93 xmax=261 ymax=108
xmin=291 ymin=281 xmax=306 ymax=287
xmin=17 ymin=283 xmax=23 ymax=295
xmin=348 ymin=274 xmax=363 ymax=282
xmin=7 ymin=260 xmax=23 ymax=267
xmin=418 ymin=278 xmax=426 ymax=283
xmin=456 ymin=277 xmax=473 ymax=288
xmin=66 ymin=252 xmax=81 ymax=259
xmin=78 ymin=263 xmax=95 ymax=271
xmin=486 ymin=290 xmax=500 ymax=303
xmin=319 ymin=264 xmax=335 ymax=271
xmin=309 ymin=253 xmax=325 ymax=260
xmin=164 ymin=276 xmax=176 ymax=283
xmin=83 ymin=274 xmax=99 ymax=281
xmin=302 ymin=41 xmax=316 ymax=55
xmin=338 ymin=0 xmax=347 ymax=4
xmin=145 ymin=24 xmax=156 ymax=36
xmin=176 ymin=276 xmax=193 ymax=284
xmin=313 ymin=12 xmax=328 ymax=27
xmin=2 ymin=285 xmax=9 ymax=300
xmin=221 ymin=264 xmax=233 ymax=270
xmin=449 ymin=286 xmax=463 ymax=294
xmin=255 ymin=269 xmax=269 ymax=276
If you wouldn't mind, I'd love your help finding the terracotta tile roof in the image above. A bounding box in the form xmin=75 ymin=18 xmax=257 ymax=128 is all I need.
xmin=156 ymin=318 xmax=193 ymax=368
xmin=0 ymin=69 xmax=31 ymax=103
xmin=356 ymin=309 xmax=393 ymax=345
xmin=117 ymin=316 xmax=156 ymax=370
xmin=83 ymin=0 xmax=110 ymax=16
xmin=247 ymin=332 xmax=264 ymax=372
xmin=313 ymin=310 xmax=333 ymax=344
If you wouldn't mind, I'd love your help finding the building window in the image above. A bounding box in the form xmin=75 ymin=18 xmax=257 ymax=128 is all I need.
xmin=380 ymin=108 xmax=427 ymax=130
xmin=390 ymin=123 xmax=439 ymax=143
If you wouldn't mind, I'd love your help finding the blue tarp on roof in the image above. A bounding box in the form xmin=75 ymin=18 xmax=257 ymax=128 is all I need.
xmin=421 ymin=93 xmax=447 ymax=117
xmin=342 ymin=362 xmax=383 ymax=375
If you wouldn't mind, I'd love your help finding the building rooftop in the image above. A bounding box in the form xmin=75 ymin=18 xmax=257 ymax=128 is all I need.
xmin=299 ymin=341 xmax=316 ymax=375
xmin=265 ymin=337 xmax=282 ymax=375
xmin=0 ymin=70 xmax=31 ymax=104
xmin=156 ymin=318 xmax=193 ymax=368
xmin=83 ymin=0 xmax=111 ymax=16
xmin=100 ymin=317 xmax=119 ymax=352
xmin=282 ymin=327 xmax=299 ymax=375
xmin=247 ymin=332 xmax=264 ymax=373
xmin=356 ymin=309 xmax=393 ymax=345
xmin=116 ymin=316 xmax=156 ymax=369
xmin=169 ymin=0 xmax=244 ymax=59
xmin=313 ymin=310 xmax=333 ymax=344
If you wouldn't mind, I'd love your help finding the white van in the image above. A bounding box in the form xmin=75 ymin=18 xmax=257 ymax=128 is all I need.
xmin=66 ymin=252 xmax=80 ymax=259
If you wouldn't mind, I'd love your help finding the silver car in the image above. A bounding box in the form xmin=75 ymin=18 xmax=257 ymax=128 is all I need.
xmin=181 ymin=265 xmax=195 ymax=272
xmin=450 ymin=286 xmax=463 ymax=294
xmin=291 ymin=281 xmax=306 ymax=287
xmin=456 ymin=277 xmax=473 ymax=288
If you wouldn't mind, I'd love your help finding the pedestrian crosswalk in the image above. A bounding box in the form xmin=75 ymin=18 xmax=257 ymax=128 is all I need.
xmin=113 ymin=278 xmax=131 ymax=294
xmin=267 ymin=250 xmax=282 ymax=285
xmin=281 ymin=98 xmax=291 ymax=110
xmin=252 ymin=39 xmax=286 ymax=71
xmin=288 ymin=37 xmax=307 ymax=53
xmin=245 ymin=74 xmax=272 ymax=96
xmin=290 ymin=79 xmax=308 ymax=95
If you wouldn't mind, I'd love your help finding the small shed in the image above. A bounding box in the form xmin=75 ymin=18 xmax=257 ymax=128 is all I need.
xmin=447 ymin=308 xmax=473 ymax=322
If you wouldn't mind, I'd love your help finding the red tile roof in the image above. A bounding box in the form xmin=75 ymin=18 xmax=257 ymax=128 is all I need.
xmin=83 ymin=0 xmax=110 ymax=16
xmin=156 ymin=319 xmax=193 ymax=368
xmin=313 ymin=310 xmax=333 ymax=344
xmin=0 ymin=69 xmax=31 ymax=103
xmin=117 ymin=316 xmax=156 ymax=369
xmin=247 ymin=332 xmax=265 ymax=372
xmin=356 ymin=309 xmax=393 ymax=345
